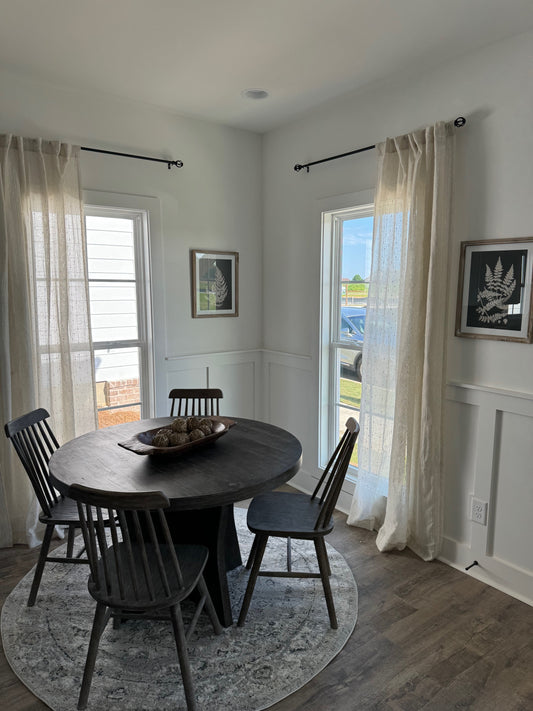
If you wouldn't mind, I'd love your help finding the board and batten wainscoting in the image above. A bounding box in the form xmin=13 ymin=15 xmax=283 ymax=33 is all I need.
xmin=442 ymin=382 xmax=533 ymax=606
xmin=262 ymin=354 xmax=533 ymax=607
xmin=162 ymin=351 xmax=533 ymax=606
xmin=163 ymin=349 xmax=263 ymax=421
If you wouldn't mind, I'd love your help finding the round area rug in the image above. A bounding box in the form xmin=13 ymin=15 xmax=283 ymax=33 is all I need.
xmin=2 ymin=507 xmax=358 ymax=711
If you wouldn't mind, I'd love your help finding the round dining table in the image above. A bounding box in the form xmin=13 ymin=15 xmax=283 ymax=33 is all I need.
xmin=48 ymin=416 xmax=302 ymax=626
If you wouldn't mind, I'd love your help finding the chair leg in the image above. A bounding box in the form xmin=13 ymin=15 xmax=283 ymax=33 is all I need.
xmin=237 ymin=534 xmax=268 ymax=627
xmin=196 ymin=575 xmax=223 ymax=635
xmin=314 ymin=537 xmax=337 ymax=629
xmin=245 ymin=534 xmax=259 ymax=570
xmin=169 ymin=604 xmax=198 ymax=711
xmin=66 ymin=524 xmax=76 ymax=558
xmin=78 ymin=602 xmax=110 ymax=710
xmin=324 ymin=545 xmax=331 ymax=577
xmin=27 ymin=523 xmax=54 ymax=606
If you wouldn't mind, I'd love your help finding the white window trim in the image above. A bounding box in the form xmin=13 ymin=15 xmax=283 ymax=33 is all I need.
xmin=84 ymin=190 xmax=162 ymax=419
xmin=318 ymin=190 xmax=373 ymax=480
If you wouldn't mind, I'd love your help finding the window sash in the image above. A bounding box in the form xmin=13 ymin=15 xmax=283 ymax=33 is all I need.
xmin=320 ymin=202 xmax=373 ymax=475
xmin=84 ymin=206 xmax=153 ymax=422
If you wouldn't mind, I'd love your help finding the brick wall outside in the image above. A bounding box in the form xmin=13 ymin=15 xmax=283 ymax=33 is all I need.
xmin=104 ymin=379 xmax=140 ymax=407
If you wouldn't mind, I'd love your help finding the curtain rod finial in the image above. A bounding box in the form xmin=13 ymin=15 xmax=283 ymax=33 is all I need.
xmin=454 ymin=116 xmax=466 ymax=127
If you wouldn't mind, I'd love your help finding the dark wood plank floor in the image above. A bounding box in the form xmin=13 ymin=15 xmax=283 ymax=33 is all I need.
xmin=1 ymin=507 xmax=532 ymax=710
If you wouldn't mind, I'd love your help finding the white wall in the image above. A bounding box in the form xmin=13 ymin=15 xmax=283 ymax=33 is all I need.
xmin=262 ymin=30 xmax=533 ymax=603
xmin=0 ymin=67 xmax=264 ymax=417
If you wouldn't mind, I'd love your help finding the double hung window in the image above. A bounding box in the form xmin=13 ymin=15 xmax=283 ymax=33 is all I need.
xmin=320 ymin=202 xmax=374 ymax=473
xmin=84 ymin=206 xmax=153 ymax=428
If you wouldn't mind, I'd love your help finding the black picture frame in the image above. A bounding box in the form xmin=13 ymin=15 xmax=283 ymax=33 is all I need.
xmin=455 ymin=238 xmax=533 ymax=342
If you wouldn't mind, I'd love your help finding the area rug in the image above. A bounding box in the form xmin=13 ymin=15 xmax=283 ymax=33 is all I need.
xmin=1 ymin=507 xmax=358 ymax=711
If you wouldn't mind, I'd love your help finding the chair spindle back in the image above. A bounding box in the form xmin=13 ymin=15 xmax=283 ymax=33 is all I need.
xmin=311 ymin=417 xmax=360 ymax=530
xmin=69 ymin=484 xmax=185 ymax=607
xmin=169 ymin=388 xmax=223 ymax=417
xmin=4 ymin=408 xmax=61 ymax=517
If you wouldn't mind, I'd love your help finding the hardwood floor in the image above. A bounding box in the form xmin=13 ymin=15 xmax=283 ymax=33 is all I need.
xmin=1 ymin=510 xmax=532 ymax=710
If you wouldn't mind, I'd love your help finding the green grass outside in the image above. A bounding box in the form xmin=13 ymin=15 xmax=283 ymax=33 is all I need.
xmin=340 ymin=376 xmax=361 ymax=409
xmin=340 ymin=375 xmax=361 ymax=466
xmin=345 ymin=282 xmax=368 ymax=296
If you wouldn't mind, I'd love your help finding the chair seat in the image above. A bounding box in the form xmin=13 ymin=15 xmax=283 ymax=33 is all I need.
xmin=39 ymin=495 xmax=84 ymax=525
xmin=247 ymin=491 xmax=333 ymax=538
xmin=88 ymin=543 xmax=210 ymax=610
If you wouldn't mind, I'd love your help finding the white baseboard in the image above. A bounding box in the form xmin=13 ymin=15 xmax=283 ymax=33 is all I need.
xmin=285 ymin=475 xmax=533 ymax=609
xmin=439 ymin=536 xmax=533 ymax=607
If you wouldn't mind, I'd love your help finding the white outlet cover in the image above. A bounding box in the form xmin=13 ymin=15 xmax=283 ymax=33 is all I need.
xmin=470 ymin=496 xmax=488 ymax=525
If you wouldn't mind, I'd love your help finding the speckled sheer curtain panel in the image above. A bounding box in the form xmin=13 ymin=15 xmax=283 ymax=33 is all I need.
xmin=0 ymin=135 xmax=96 ymax=548
xmin=347 ymin=122 xmax=455 ymax=561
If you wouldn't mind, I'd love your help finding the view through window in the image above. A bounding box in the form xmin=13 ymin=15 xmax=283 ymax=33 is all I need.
xmin=322 ymin=204 xmax=374 ymax=470
xmin=85 ymin=208 xmax=152 ymax=428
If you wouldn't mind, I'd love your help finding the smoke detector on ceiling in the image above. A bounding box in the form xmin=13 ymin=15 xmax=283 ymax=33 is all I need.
xmin=241 ymin=88 xmax=269 ymax=100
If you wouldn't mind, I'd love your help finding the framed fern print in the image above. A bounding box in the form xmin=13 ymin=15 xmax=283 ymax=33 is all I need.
xmin=190 ymin=249 xmax=239 ymax=318
xmin=455 ymin=238 xmax=533 ymax=342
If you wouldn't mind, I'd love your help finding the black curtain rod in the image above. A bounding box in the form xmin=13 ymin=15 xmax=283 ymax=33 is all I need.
xmin=81 ymin=146 xmax=183 ymax=170
xmin=294 ymin=116 xmax=466 ymax=173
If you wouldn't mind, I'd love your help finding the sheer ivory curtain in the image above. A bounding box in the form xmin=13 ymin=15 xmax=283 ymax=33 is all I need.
xmin=0 ymin=135 xmax=97 ymax=548
xmin=347 ymin=121 xmax=455 ymax=560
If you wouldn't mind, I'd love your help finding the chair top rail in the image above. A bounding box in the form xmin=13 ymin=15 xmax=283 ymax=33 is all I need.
xmin=168 ymin=388 xmax=223 ymax=399
xmin=4 ymin=407 xmax=53 ymax=439
xmin=68 ymin=483 xmax=169 ymax=510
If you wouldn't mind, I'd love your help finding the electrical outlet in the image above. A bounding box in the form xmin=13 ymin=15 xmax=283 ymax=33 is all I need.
xmin=470 ymin=496 xmax=488 ymax=525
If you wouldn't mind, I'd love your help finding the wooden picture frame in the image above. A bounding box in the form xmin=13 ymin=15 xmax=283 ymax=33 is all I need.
xmin=455 ymin=237 xmax=533 ymax=342
xmin=190 ymin=249 xmax=239 ymax=318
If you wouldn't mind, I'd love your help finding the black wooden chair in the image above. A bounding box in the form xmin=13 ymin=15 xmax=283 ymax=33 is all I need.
xmin=68 ymin=483 xmax=223 ymax=711
xmin=237 ymin=416 xmax=360 ymax=629
xmin=4 ymin=408 xmax=89 ymax=606
xmin=169 ymin=387 xmax=223 ymax=417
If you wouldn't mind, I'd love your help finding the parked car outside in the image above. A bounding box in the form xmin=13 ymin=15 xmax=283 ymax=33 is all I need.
xmin=340 ymin=306 xmax=365 ymax=381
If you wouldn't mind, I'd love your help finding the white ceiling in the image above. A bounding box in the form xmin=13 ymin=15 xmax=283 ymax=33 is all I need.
xmin=1 ymin=0 xmax=533 ymax=133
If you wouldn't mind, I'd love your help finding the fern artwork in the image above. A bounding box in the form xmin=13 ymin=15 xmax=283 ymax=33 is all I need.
xmin=214 ymin=266 xmax=230 ymax=308
xmin=475 ymin=257 xmax=517 ymax=325
xmin=456 ymin=238 xmax=533 ymax=342
xmin=191 ymin=249 xmax=239 ymax=318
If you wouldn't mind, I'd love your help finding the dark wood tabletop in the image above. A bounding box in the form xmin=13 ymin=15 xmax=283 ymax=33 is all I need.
xmin=49 ymin=416 xmax=302 ymax=509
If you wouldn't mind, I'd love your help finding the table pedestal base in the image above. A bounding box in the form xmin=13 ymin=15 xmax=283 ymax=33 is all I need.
xmin=165 ymin=504 xmax=243 ymax=627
